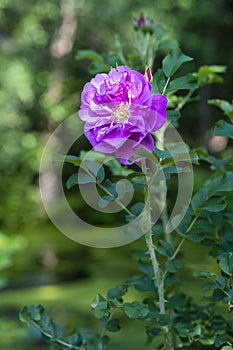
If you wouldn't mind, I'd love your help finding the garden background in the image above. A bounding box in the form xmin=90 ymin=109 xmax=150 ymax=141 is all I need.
xmin=0 ymin=0 xmax=233 ymax=349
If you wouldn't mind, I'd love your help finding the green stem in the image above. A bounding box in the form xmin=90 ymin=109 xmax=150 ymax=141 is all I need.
xmin=141 ymin=160 xmax=165 ymax=312
xmin=79 ymin=164 xmax=133 ymax=216
xmin=185 ymin=215 xmax=198 ymax=233
xmin=141 ymin=160 xmax=172 ymax=349
xmin=31 ymin=321 xmax=83 ymax=349
xmin=162 ymin=77 xmax=170 ymax=95
xmin=145 ymin=231 xmax=165 ymax=314
xmin=97 ymin=181 xmax=132 ymax=216
xmin=170 ymin=236 xmax=185 ymax=261
xmin=161 ymin=203 xmax=172 ymax=245
xmin=162 ymin=236 xmax=185 ymax=284
xmin=176 ymin=89 xmax=194 ymax=111
xmin=155 ymin=124 xmax=173 ymax=245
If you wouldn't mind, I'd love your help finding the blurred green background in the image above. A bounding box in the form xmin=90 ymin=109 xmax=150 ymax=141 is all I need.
xmin=0 ymin=0 xmax=232 ymax=349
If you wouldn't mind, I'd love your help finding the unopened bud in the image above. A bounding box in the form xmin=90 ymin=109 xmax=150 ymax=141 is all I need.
xmin=133 ymin=13 xmax=145 ymax=30
xmin=145 ymin=67 xmax=153 ymax=83
xmin=133 ymin=14 xmax=155 ymax=34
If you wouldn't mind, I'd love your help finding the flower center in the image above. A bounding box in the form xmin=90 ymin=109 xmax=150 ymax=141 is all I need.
xmin=111 ymin=102 xmax=130 ymax=123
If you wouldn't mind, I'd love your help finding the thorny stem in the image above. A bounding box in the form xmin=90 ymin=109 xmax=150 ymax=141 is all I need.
xmin=145 ymin=231 xmax=165 ymax=314
xmin=158 ymin=76 xmax=173 ymax=246
xmin=141 ymin=160 xmax=172 ymax=350
xmin=155 ymin=124 xmax=173 ymax=246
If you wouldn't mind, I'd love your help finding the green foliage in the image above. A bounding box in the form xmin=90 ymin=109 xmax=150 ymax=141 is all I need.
xmin=123 ymin=302 xmax=149 ymax=319
xmin=165 ymin=73 xmax=198 ymax=93
xmin=20 ymin=305 xmax=108 ymax=350
xmin=152 ymin=69 xmax=167 ymax=94
xmin=75 ymin=50 xmax=112 ymax=74
xmin=162 ymin=48 xmax=193 ymax=78
xmin=210 ymin=98 xmax=233 ymax=140
xmin=197 ymin=65 xmax=227 ymax=86
xmin=19 ymin=14 xmax=233 ymax=350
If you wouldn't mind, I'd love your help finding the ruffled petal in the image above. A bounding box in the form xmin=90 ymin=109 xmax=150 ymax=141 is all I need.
xmin=78 ymin=66 xmax=167 ymax=164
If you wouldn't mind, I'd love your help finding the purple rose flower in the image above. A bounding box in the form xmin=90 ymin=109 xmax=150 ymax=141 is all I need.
xmin=78 ymin=65 xmax=167 ymax=164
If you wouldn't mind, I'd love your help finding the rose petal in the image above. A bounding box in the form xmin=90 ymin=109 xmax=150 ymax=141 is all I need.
xmin=78 ymin=66 xmax=167 ymax=163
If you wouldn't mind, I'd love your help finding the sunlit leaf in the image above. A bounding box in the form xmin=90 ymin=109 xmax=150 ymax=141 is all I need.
xmin=197 ymin=65 xmax=226 ymax=86
xmin=162 ymin=48 xmax=193 ymax=77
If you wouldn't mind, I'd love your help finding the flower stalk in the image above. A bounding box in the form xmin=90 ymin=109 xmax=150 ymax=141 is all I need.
xmin=155 ymin=124 xmax=173 ymax=246
xmin=141 ymin=160 xmax=172 ymax=349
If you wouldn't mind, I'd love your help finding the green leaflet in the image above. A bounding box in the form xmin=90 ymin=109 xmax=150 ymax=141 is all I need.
xmin=162 ymin=48 xmax=193 ymax=77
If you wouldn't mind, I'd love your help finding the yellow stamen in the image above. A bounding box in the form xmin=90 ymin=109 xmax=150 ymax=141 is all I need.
xmin=111 ymin=103 xmax=129 ymax=123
